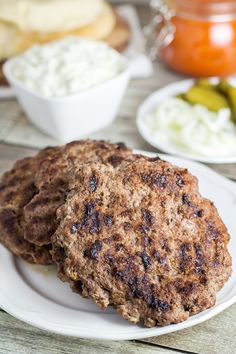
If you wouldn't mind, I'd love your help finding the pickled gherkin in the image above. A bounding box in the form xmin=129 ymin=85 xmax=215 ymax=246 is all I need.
xmin=217 ymin=79 xmax=231 ymax=95
xmin=175 ymin=78 xmax=236 ymax=125
xmin=185 ymin=86 xmax=229 ymax=111
xmin=196 ymin=78 xmax=215 ymax=89
xmin=216 ymin=79 xmax=236 ymax=122
xmin=176 ymin=93 xmax=186 ymax=100
xmin=227 ymin=86 xmax=236 ymax=123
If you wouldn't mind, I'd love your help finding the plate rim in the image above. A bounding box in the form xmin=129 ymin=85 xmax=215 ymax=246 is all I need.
xmin=0 ymin=150 xmax=236 ymax=340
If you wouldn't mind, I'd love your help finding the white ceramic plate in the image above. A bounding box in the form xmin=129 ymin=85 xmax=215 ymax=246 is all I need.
xmin=0 ymin=86 xmax=15 ymax=99
xmin=0 ymin=151 xmax=236 ymax=340
xmin=137 ymin=79 xmax=236 ymax=164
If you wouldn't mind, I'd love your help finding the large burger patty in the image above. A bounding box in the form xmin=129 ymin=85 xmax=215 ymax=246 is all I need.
xmin=0 ymin=140 xmax=232 ymax=327
xmin=52 ymin=155 xmax=232 ymax=327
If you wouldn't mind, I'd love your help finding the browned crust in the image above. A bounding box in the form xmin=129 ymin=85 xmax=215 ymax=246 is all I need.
xmin=52 ymin=155 xmax=232 ymax=327
xmin=0 ymin=140 xmax=132 ymax=264
xmin=0 ymin=147 xmax=59 ymax=264
xmin=23 ymin=140 xmax=132 ymax=246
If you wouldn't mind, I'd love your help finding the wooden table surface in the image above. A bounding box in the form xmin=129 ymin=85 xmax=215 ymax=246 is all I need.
xmin=0 ymin=4 xmax=236 ymax=354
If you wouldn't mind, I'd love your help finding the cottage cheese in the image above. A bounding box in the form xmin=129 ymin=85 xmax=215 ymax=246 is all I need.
xmin=10 ymin=38 xmax=126 ymax=97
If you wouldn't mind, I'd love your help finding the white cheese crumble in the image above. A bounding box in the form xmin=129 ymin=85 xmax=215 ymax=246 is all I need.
xmin=10 ymin=38 xmax=126 ymax=97
xmin=145 ymin=97 xmax=236 ymax=157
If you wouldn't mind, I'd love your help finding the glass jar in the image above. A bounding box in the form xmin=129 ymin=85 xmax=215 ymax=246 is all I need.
xmin=145 ymin=0 xmax=236 ymax=77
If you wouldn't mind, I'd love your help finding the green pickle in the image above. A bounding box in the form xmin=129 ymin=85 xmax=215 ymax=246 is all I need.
xmin=216 ymin=79 xmax=236 ymax=122
xmin=185 ymin=86 xmax=229 ymax=111
xmin=196 ymin=78 xmax=215 ymax=89
xmin=216 ymin=79 xmax=231 ymax=94
xmin=227 ymin=86 xmax=236 ymax=122
xmin=176 ymin=93 xmax=186 ymax=100
xmin=175 ymin=78 xmax=236 ymax=124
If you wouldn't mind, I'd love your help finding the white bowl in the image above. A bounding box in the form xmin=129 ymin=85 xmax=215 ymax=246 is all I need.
xmin=3 ymin=56 xmax=130 ymax=143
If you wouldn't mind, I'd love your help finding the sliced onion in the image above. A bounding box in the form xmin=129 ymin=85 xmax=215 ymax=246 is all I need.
xmin=146 ymin=98 xmax=236 ymax=157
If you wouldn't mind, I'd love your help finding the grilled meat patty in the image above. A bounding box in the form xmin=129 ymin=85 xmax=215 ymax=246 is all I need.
xmin=0 ymin=147 xmax=58 ymax=264
xmin=52 ymin=155 xmax=232 ymax=327
xmin=0 ymin=140 xmax=131 ymax=264
xmin=23 ymin=140 xmax=132 ymax=249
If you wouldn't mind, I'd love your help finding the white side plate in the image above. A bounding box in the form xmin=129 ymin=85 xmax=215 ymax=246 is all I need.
xmin=0 ymin=151 xmax=236 ymax=340
xmin=137 ymin=79 xmax=236 ymax=164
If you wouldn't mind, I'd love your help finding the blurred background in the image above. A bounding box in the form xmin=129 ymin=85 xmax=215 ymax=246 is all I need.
xmin=1 ymin=0 xmax=236 ymax=168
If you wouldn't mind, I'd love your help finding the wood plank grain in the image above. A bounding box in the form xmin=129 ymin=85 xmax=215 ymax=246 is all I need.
xmin=0 ymin=139 xmax=235 ymax=354
xmin=141 ymin=303 xmax=236 ymax=354
xmin=0 ymin=312 xmax=182 ymax=354
xmin=0 ymin=7 xmax=183 ymax=151
xmin=0 ymin=143 xmax=37 ymax=174
xmin=0 ymin=3 xmax=235 ymax=353
xmin=207 ymin=163 xmax=236 ymax=181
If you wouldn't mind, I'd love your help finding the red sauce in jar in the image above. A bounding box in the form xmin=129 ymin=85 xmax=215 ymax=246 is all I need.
xmin=159 ymin=0 xmax=236 ymax=76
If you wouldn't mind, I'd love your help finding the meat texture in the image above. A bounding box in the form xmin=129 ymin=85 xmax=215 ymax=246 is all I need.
xmin=0 ymin=140 xmax=131 ymax=264
xmin=52 ymin=155 xmax=232 ymax=327
xmin=0 ymin=147 xmax=58 ymax=263
xmin=23 ymin=140 xmax=132 ymax=249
